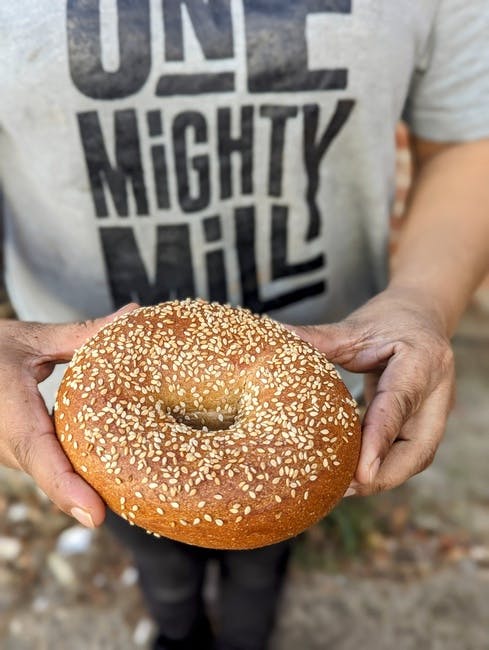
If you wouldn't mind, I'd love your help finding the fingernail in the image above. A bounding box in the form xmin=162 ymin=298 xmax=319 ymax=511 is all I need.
xmin=344 ymin=487 xmax=357 ymax=498
xmin=71 ymin=507 xmax=95 ymax=528
xmin=369 ymin=458 xmax=381 ymax=483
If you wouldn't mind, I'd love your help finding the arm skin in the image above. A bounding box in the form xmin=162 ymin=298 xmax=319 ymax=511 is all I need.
xmin=392 ymin=137 xmax=489 ymax=337
xmin=293 ymin=136 xmax=489 ymax=496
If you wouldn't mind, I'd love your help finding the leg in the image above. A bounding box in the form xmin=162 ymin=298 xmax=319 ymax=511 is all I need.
xmin=105 ymin=509 xmax=213 ymax=649
xmin=217 ymin=540 xmax=293 ymax=650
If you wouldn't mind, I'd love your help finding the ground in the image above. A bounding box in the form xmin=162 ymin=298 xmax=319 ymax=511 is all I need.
xmin=1 ymin=305 xmax=489 ymax=650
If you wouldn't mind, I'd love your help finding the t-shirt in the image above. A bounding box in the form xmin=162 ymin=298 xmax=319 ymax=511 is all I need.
xmin=1 ymin=1 xmax=489 ymax=401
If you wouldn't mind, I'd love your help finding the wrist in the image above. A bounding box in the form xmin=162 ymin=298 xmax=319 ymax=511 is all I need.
xmin=381 ymin=283 xmax=452 ymax=338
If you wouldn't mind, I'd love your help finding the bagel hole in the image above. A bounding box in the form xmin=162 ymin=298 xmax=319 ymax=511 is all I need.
xmin=173 ymin=410 xmax=237 ymax=431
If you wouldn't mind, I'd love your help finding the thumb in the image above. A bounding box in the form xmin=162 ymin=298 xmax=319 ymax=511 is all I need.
xmin=4 ymin=379 xmax=107 ymax=527
xmin=287 ymin=321 xmax=359 ymax=366
xmin=42 ymin=303 xmax=139 ymax=361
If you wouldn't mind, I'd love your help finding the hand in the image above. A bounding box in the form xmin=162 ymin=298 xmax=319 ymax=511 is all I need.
xmin=0 ymin=304 xmax=138 ymax=527
xmin=290 ymin=287 xmax=455 ymax=496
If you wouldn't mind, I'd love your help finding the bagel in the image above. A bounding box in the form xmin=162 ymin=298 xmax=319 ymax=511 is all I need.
xmin=54 ymin=299 xmax=361 ymax=549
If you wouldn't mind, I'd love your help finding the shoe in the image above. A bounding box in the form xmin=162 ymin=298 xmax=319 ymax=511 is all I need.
xmin=153 ymin=632 xmax=214 ymax=650
xmin=153 ymin=615 xmax=214 ymax=650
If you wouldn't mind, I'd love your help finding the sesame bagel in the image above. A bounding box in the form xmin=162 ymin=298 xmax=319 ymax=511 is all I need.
xmin=54 ymin=300 xmax=361 ymax=549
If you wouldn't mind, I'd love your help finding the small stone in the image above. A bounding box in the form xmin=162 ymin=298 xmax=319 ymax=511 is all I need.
xmin=93 ymin=573 xmax=107 ymax=588
xmin=56 ymin=525 xmax=94 ymax=556
xmin=469 ymin=545 xmax=489 ymax=566
xmin=47 ymin=553 xmax=77 ymax=588
xmin=0 ymin=537 xmax=22 ymax=561
xmin=120 ymin=565 xmax=139 ymax=586
xmin=133 ymin=618 xmax=155 ymax=646
xmin=31 ymin=595 xmax=50 ymax=613
xmin=6 ymin=502 xmax=30 ymax=523
xmin=9 ymin=618 xmax=23 ymax=637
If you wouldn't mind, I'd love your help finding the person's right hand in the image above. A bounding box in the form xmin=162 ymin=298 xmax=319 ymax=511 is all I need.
xmin=0 ymin=304 xmax=138 ymax=528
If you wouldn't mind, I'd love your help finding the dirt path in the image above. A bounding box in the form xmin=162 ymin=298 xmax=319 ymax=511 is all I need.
xmin=1 ymin=307 xmax=489 ymax=649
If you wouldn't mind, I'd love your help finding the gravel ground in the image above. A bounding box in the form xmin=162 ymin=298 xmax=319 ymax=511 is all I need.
xmin=1 ymin=305 xmax=489 ymax=650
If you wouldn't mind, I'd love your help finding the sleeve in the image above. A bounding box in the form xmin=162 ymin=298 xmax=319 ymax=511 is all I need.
xmin=403 ymin=0 xmax=489 ymax=142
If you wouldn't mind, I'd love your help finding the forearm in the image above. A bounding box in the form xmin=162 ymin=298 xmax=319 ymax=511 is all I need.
xmin=389 ymin=138 xmax=489 ymax=336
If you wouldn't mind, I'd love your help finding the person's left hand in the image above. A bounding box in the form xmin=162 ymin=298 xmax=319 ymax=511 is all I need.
xmin=289 ymin=286 xmax=455 ymax=496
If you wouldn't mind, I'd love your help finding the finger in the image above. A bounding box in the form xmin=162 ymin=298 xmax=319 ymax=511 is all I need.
xmin=355 ymin=380 xmax=453 ymax=494
xmin=355 ymin=350 xmax=433 ymax=484
xmin=286 ymin=322 xmax=360 ymax=365
xmin=5 ymin=377 xmax=106 ymax=526
xmin=363 ymin=372 xmax=380 ymax=405
xmin=42 ymin=302 xmax=139 ymax=360
xmin=288 ymin=322 xmax=395 ymax=371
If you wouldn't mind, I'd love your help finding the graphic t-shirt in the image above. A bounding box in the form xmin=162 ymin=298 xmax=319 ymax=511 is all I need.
xmin=1 ymin=1 xmax=489 ymax=400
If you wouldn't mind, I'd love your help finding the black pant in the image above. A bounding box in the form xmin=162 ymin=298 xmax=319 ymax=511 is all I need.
xmin=105 ymin=510 xmax=292 ymax=650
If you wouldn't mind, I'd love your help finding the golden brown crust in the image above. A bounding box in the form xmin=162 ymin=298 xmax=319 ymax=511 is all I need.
xmin=54 ymin=300 xmax=361 ymax=549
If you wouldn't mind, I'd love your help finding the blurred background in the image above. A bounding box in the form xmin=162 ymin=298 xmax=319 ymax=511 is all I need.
xmin=1 ymin=125 xmax=489 ymax=649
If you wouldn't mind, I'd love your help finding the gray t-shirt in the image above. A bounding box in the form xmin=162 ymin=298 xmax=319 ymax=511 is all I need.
xmin=1 ymin=0 xmax=489 ymax=400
